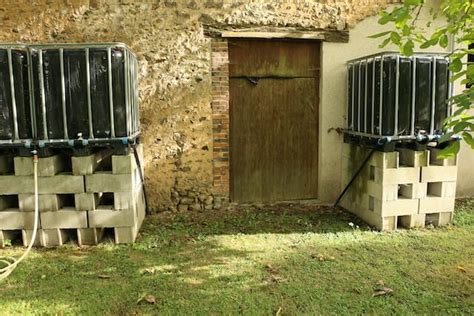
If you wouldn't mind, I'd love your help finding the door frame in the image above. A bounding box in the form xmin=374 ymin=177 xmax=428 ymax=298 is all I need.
xmin=209 ymin=33 xmax=323 ymax=203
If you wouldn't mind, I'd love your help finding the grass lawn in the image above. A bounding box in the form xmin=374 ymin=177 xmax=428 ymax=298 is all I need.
xmin=0 ymin=200 xmax=473 ymax=315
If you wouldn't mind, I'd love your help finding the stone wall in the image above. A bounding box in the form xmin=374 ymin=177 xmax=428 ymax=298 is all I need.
xmin=0 ymin=0 xmax=396 ymax=212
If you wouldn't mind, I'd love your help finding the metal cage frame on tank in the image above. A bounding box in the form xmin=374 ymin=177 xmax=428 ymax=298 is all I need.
xmin=0 ymin=42 xmax=140 ymax=153
xmin=345 ymin=51 xmax=453 ymax=145
xmin=0 ymin=44 xmax=32 ymax=145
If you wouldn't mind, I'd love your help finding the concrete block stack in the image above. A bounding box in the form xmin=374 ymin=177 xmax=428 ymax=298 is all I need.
xmin=0 ymin=145 xmax=145 ymax=247
xmin=341 ymin=144 xmax=457 ymax=231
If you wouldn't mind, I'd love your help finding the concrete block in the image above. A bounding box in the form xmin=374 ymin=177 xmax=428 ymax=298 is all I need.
xmin=343 ymin=197 xmax=397 ymax=232
xmin=421 ymin=166 xmax=458 ymax=182
xmin=0 ymin=175 xmax=85 ymax=195
xmin=77 ymin=228 xmax=104 ymax=246
xmin=0 ymin=195 xmax=19 ymax=211
xmin=74 ymin=193 xmax=100 ymax=211
xmin=72 ymin=150 xmax=112 ymax=175
xmin=19 ymin=194 xmax=61 ymax=212
xmin=113 ymin=190 xmax=145 ymax=244
xmin=114 ymin=226 xmax=138 ymax=244
xmin=381 ymin=216 xmax=397 ymax=231
xmin=72 ymin=155 xmax=97 ymax=176
xmin=367 ymin=181 xmax=398 ymax=201
xmin=369 ymin=151 xmax=398 ymax=169
xmin=398 ymin=183 xmax=427 ymax=199
xmin=419 ymin=197 xmax=455 ymax=214
xmin=85 ymin=172 xmax=135 ymax=193
xmin=15 ymin=155 xmax=64 ymax=177
xmin=374 ymin=197 xmax=419 ymax=217
xmin=0 ymin=176 xmax=33 ymax=194
xmin=136 ymin=187 xmax=146 ymax=224
xmin=88 ymin=208 xmax=135 ymax=228
xmin=429 ymin=148 xmax=457 ymax=166
xmin=397 ymin=148 xmax=429 ymax=167
xmin=22 ymin=229 xmax=42 ymax=247
xmin=39 ymin=175 xmax=85 ymax=194
xmin=40 ymin=229 xmax=69 ymax=247
xmin=398 ymin=214 xmax=426 ymax=228
xmin=0 ymin=230 xmax=20 ymax=248
xmin=112 ymin=154 xmax=136 ymax=175
xmin=374 ymin=167 xmax=420 ymax=185
xmin=38 ymin=156 xmax=65 ymax=177
xmin=114 ymin=185 xmax=142 ymax=211
xmin=426 ymin=212 xmax=453 ymax=226
xmin=0 ymin=210 xmax=37 ymax=229
xmin=13 ymin=156 xmax=34 ymax=176
xmin=0 ymin=155 xmax=14 ymax=175
xmin=40 ymin=208 xmax=88 ymax=229
xmin=427 ymin=182 xmax=456 ymax=198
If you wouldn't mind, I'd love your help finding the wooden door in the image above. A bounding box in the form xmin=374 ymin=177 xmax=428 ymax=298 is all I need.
xmin=229 ymin=39 xmax=320 ymax=202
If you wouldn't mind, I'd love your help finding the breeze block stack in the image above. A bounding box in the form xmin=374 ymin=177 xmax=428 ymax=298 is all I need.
xmin=341 ymin=144 xmax=457 ymax=231
xmin=0 ymin=145 xmax=145 ymax=247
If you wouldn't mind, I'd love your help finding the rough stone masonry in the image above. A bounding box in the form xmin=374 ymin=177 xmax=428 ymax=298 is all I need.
xmin=0 ymin=0 xmax=396 ymax=212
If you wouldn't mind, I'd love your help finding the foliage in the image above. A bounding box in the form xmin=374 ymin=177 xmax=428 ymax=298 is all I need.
xmin=370 ymin=0 xmax=473 ymax=157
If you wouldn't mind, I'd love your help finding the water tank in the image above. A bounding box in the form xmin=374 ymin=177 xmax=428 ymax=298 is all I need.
xmin=0 ymin=45 xmax=31 ymax=141
xmin=0 ymin=43 xmax=139 ymax=148
xmin=346 ymin=52 xmax=451 ymax=141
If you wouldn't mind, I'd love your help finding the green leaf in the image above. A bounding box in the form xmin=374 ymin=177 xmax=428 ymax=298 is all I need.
xmin=402 ymin=25 xmax=411 ymax=36
xmin=452 ymin=107 xmax=465 ymax=117
xmin=439 ymin=34 xmax=449 ymax=48
xmin=437 ymin=141 xmax=460 ymax=159
xmin=430 ymin=30 xmax=443 ymax=41
xmin=438 ymin=132 xmax=454 ymax=144
xmin=390 ymin=32 xmax=402 ymax=45
xmin=463 ymin=132 xmax=474 ymax=149
xmin=454 ymin=121 xmax=470 ymax=133
xmin=449 ymin=58 xmax=463 ymax=72
xmin=401 ymin=40 xmax=414 ymax=56
xmin=450 ymin=70 xmax=467 ymax=82
xmin=368 ymin=31 xmax=391 ymax=38
xmin=378 ymin=13 xmax=393 ymax=25
xmin=379 ymin=37 xmax=391 ymax=48
xmin=420 ymin=38 xmax=438 ymax=48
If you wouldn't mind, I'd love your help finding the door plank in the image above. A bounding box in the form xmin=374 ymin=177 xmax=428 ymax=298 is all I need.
xmin=228 ymin=39 xmax=320 ymax=78
xmin=230 ymin=77 xmax=319 ymax=202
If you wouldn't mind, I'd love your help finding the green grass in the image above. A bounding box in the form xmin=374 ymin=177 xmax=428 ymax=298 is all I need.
xmin=1 ymin=202 xmax=473 ymax=315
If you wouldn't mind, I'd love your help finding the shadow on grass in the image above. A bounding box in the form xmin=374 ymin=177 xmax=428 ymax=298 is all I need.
xmin=0 ymin=204 xmax=473 ymax=314
xmin=142 ymin=204 xmax=370 ymax=238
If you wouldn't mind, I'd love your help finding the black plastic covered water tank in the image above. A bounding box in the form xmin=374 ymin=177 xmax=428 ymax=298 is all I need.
xmin=347 ymin=52 xmax=451 ymax=140
xmin=0 ymin=43 xmax=139 ymax=148
xmin=0 ymin=46 xmax=32 ymax=141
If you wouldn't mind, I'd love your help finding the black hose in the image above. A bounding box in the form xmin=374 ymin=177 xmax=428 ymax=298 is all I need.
xmin=133 ymin=145 xmax=150 ymax=215
xmin=334 ymin=148 xmax=376 ymax=208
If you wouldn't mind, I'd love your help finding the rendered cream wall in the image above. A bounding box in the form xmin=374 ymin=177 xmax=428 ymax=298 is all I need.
xmin=320 ymin=4 xmax=474 ymax=201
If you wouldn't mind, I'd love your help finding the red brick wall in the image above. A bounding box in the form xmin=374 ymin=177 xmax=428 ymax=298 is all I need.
xmin=210 ymin=39 xmax=230 ymax=200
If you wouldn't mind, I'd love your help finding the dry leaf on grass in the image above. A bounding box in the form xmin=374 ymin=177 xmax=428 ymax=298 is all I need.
xmin=265 ymin=264 xmax=278 ymax=274
xmin=311 ymin=253 xmax=335 ymax=261
xmin=372 ymin=280 xmax=393 ymax=297
xmin=137 ymin=294 xmax=156 ymax=304
xmin=141 ymin=267 xmax=157 ymax=275
xmin=373 ymin=288 xmax=394 ymax=297
xmin=457 ymin=266 xmax=466 ymax=273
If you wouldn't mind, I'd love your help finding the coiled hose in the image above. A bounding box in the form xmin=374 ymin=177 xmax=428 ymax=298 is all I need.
xmin=0 ymin=152 xmax=39 ymax=281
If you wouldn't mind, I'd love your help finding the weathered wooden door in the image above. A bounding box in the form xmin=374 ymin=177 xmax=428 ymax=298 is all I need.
xmin=229 ymin=39 xmax=320 ymax=202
